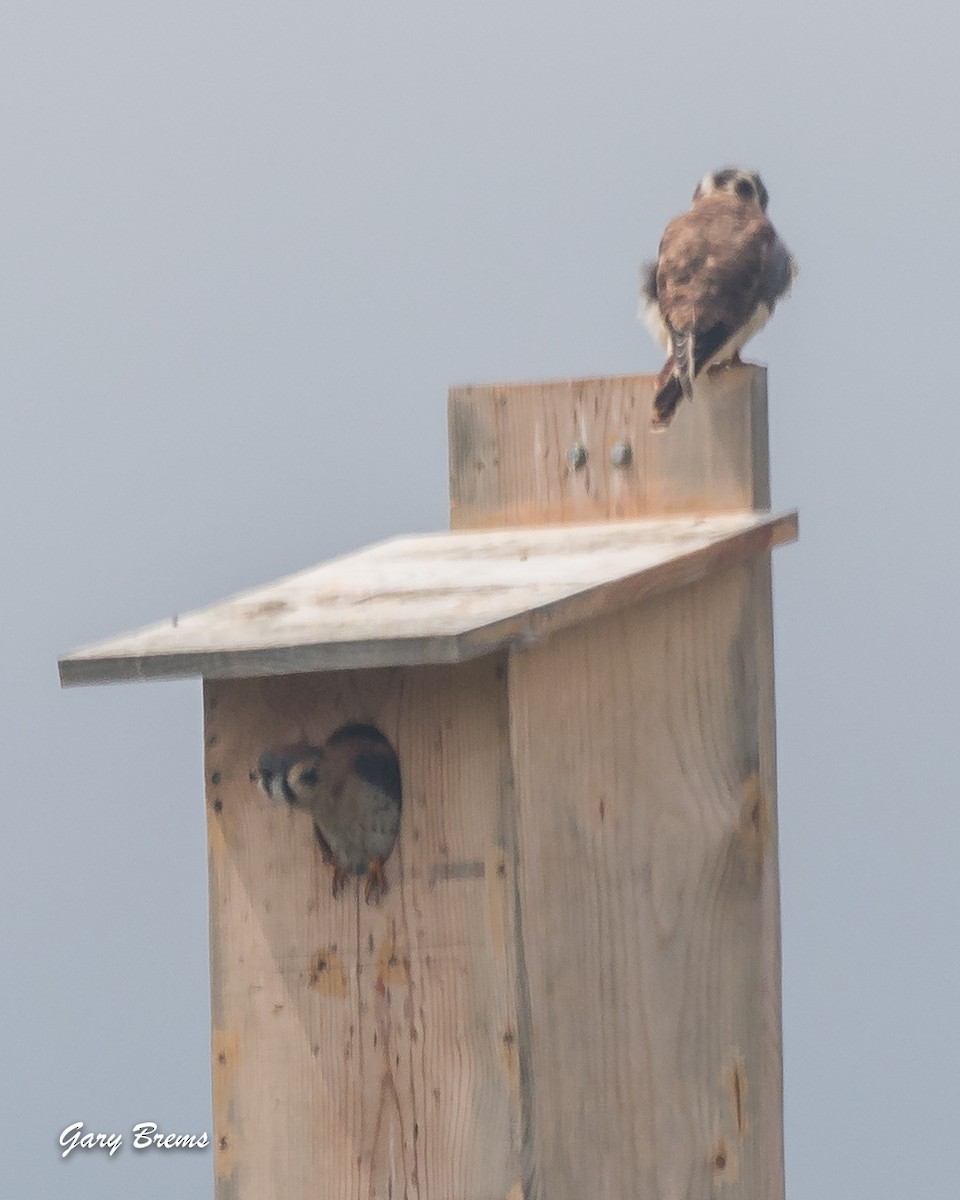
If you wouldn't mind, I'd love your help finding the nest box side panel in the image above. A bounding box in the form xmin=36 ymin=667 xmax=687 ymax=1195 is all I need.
xmin=449 ymin=366 xmax=769 ymax=529
xmin=508 ymin=557 xmax=783 ymax=1200
xmin=203 ymin=658 xmax=523 ymax=1200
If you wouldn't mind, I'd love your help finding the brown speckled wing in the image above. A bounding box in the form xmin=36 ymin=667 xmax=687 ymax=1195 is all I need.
xmin=656 ymin=192 xmax=776 ymax=372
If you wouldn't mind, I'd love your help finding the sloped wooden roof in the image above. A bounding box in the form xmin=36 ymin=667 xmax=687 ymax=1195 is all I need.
xmin=58 ymin=510 xmax=796 ymax=685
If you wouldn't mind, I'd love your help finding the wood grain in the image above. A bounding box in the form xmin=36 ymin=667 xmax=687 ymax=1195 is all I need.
xmin=449 ymin=364 xmax=769 ymax=529
xmin=204 ymin=658 xmax=525 ymax=1200
xmin=58 ymin=510 xmax=795 ymax=685
xmin=507 ymin=558 xmax=784 ymax=1200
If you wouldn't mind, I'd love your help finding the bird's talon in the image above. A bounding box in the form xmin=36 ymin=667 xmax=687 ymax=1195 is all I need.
xmin=331 ymin=867 xmax=349 ymax=899
xmin=707 ymin=355 xmax=742 ymax=375
xmin=364 ymin=859 xmax=388 ymax=905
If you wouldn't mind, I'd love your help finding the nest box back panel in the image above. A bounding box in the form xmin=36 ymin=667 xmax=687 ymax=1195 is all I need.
xmin=449 ymin=365 xmax=770 ymax=530
xmin=203 ymin=658 xmax=524 ymax=1200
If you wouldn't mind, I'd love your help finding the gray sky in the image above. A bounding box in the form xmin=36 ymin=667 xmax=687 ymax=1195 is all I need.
xmin=3 ymin=1 xmax=958 ymax=1196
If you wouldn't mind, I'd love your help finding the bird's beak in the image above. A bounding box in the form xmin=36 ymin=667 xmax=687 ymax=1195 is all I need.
xmin=257 ymin=770 xmax=288 ymax=803
xmin=254 ymin=752 xmax=289 ymax=802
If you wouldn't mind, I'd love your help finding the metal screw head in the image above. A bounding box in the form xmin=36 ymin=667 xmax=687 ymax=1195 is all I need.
xmin=610 ymin=440 xmax=632 ymax=468
xmin=567 ymin=443 xmax=588 ymax=470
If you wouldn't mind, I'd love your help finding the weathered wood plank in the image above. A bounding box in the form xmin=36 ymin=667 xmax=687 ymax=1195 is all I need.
xmin=59 ymin=510 xmax=796 ymax=684
xmin=507 ymin=558 xmax=784 ymax=1200
xmin=448 ymin=364 xmax=769 ymax=529
xmin=751 ymin=553 xmax=786 ymax=1196
xmin=205 ymin=658 xmax=525 ymax=1200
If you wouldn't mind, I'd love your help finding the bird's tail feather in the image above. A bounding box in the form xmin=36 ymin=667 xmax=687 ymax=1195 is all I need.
xmin=671 ymin=329 xmax=695 ymax=398
xmin=652 ymin=359 xmax=683 ymax=427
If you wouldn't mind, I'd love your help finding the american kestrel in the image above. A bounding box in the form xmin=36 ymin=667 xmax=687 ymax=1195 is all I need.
xmin=641 ymin=167 xmax=798 ymax=426
xmin=256 ymin=724 xmax=402 ymax=903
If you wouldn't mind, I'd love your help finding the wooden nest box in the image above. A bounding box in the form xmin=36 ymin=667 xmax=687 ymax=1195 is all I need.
xmin=60 ymin=366 xmax=797 ymax=1200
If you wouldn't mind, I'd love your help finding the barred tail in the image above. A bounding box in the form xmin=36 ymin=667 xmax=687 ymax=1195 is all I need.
xmin=671 ymin=329 xmax=695 ymax=398
xmin=652 ymin=359 xmax=683 ymax=427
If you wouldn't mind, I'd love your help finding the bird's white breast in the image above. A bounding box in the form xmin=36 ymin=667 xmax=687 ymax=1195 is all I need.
xmin=640 ymin=294 xmax=670 ymax=350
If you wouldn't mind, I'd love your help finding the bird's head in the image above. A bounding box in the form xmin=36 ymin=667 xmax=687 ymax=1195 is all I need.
xmin=255 ymin=743 xmax=331 ymax=810
xmin=693 ymin=167 xmax=768 ymax=211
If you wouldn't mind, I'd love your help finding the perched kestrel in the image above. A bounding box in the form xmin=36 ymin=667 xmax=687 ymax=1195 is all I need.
xmin=641 ymin=167 xmax=798 ymax=426
xmin=256 ymin=724 xmax=402 ymax=903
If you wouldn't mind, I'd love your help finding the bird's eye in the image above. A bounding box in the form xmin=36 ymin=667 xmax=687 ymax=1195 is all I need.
xmin=299 ymin=767 xmax=319 ymax=787
xmin=735 ymin=178 xmax=754 ymax=200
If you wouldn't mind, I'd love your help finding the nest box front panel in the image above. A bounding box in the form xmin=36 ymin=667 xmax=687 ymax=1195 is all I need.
xmin=203 ymin=658 xmax=523 ymax=1200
